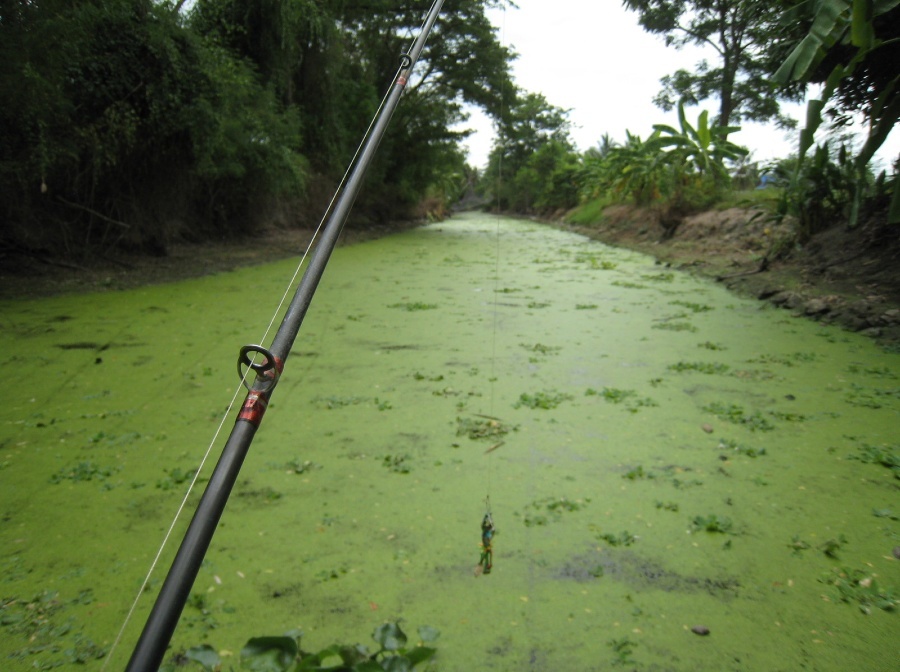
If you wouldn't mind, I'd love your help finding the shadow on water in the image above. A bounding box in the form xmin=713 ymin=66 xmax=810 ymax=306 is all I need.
xmin=0 ymin=212 xmax=897 ymax=670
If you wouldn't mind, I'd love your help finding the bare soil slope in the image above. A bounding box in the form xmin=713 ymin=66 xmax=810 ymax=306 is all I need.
xmin=563 ymin=204 xmax=900 ymax=347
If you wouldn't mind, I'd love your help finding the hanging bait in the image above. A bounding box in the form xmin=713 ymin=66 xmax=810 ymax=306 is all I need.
xmin=475 ymin=511 xmax=496 ymax=577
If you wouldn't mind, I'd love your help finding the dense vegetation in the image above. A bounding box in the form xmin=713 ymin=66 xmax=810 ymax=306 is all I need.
xmin=1 ymin=0 xmax=897 ymax=260
xmin=484 ymin=0 xmax=898 ymax=240
xmin=0 ymin=0 xmax=513 ymax=256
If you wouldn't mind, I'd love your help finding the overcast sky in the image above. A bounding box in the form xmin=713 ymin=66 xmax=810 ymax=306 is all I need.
xmin=455 ymin=0 xmax=899 ymax=171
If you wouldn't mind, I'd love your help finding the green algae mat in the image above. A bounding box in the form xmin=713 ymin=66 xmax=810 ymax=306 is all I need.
xmin=1 ymin=212 xmax=898 ymax=670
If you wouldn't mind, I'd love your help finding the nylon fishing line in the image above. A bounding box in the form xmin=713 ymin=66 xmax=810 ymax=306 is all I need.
xmin=476 ymin=2 xmax=508 ymax=579
xmin=102 ymin=55 xmax=416 ymax=672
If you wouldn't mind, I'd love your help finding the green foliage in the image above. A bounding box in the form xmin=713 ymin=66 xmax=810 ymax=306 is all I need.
xmin=595 ymin=530 xmax=638 ymax=547
xmin=766 ymin=142 xmax=871 ymax=240
xmin=487 ymin=93 xmax=580 ymax=213
xmin=690 ymin=514 xmax=734 ymax=534
xmin=164 ymin=623 xmax=439 ymax=671
xmin=388 ymin=302 xmax=439 ymax=312
xmin=456 ymin=416 xmax=515 ymax=441
xmin=381 ymin=454 xmax=412 ymax=474
xmin=578 ymin=103 xmax=748 ymax=234
xmin=775 ymin=0 xmax=900 ymax=224
xmin=702 ymin=402 xmax=775 ymax=431
xmin=522 ymin=496 xmax=588 ymax=526
xmin=820 ymin=567 xmax=899 ymax=614
xmin=668 ymin=361 xmax=730 ymax=374
xmin=718 ymin=438 xmax=767 ymax=458
xmin=0 ymin=591 xmax=106 ymax=666
xmin=586 ymin=387 xmax=658 ymax=412
xmin=1 ymin=0 xmax=513 ymax=254
xmin=513 ymin=390 xmax=574 ymax=410
xmin=49 ymin=461 xmax=116 ymax=484
xmin=623 ymin=0 xmax=805 ymax=128
xmin=847 ymin=442 xmax=900 ymax=478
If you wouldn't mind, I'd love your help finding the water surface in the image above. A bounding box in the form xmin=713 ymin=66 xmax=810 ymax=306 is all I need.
xmin=1 ymin=212 xmax=897 ymax=670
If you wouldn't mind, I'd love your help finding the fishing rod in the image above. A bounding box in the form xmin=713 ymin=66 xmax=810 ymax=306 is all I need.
xmin=124 ymin=2 xmax=445 ymax=668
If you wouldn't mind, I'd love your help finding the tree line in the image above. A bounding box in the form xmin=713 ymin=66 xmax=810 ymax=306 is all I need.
xmin=485 ymin=0 xmax=899 ymax=238
xmin=1 ymin=0 xmax=897 ymax=260
xmin=0 ymin=0 xmax=513 ymax=256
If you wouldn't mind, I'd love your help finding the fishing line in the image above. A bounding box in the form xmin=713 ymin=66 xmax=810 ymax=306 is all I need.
xmin=476 ymin=3 xmax=507 ymax=578
xmin=102 ymin=54 xmax=414 ymax=671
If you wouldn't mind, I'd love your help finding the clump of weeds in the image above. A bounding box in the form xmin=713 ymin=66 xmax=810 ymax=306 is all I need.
xmin=623 ymin=465 xmax=654 ymax=480
xmin=788 ymin=535 xmax=811 ymax=556
xmin=820 ymin=534 xmax=848 ymax=559
xmin=668 ymin=361 xmax=729 ymax=374
xmin=718 ymin=438 xmax=766 ymax=458
xmin=389 ymin=302 xmax=438 ymax=311
xmin=514 ymin=389 xmax=573 ymax=410
xmin=847 ymin=443 xmax=900 ymax=478
xmin=703 ymin=402 xmax=774 ymax=432
xmin=520 ymin=496 xmax=588 ymax=526
xmin=670 ymin=300 xmax=712 ymax=312
xmin=593 ymin=528 xmax=638 ymax=547
xmin=690 ymin=514 xmax=734 ymax=534
xmin=381 ymin=454 xmax=411 ymax=474
xmin=606 ymin=636 xmax=638 ymax=667
xmin=586 ymin=387 xmax=657 ymax=412
xmin=49 ymin=461 xmax=116 ymax=485
xmin=820 ymin=567 xmax=899 ymax=614
xmin=456 ymin=416 xmax=515 ymax=441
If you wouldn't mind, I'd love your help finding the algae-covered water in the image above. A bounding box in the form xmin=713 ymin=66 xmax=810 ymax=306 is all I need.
xmin=1 ymin=212 xmax=898 ymax=670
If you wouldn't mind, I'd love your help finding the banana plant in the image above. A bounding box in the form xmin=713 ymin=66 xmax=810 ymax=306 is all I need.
xmin=649 ymin=101 xmax=749 ymax=183
xmin=775 ymin=0 xmax=900 ymax=224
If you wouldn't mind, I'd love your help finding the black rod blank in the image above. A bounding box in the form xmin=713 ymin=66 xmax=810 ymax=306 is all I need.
xmin=124 ymin=2 xmax=445 ymax=669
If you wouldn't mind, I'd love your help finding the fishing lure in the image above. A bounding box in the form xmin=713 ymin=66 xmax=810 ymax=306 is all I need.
xmin=475 ymin=511 xmax=496 ymax=577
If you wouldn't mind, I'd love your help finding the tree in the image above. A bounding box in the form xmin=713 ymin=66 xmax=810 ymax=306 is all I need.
xmin=622 ymin=0 xmax=806 ymax=129
xmin=485 ymin=91 xmax=577 ymax=211
xmin=775 ymin=0 xmax=900 ymax=225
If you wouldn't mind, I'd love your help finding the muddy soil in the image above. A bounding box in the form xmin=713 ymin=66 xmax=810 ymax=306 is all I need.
xmin=560 ymin=204 xmax=900 ymax=348
xmin=3 ymin=206 xmax=899 ymax=346
xmin=0 ymin=223 xmax=416 ymax=300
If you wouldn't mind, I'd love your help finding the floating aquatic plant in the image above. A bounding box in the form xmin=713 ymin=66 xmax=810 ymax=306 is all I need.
xmin=594 ymin=530 xmax=638 ymax=547
xmin=718 ymin=438 xmax=767 ymax=458
xmin=164 ymin=622 xmax=439 ymax=672
xmin=668 ymin=361 xmax=729 ymax=374
xmin=381 ymin=454 xmax=411 ymax=474
xmin=670 ymin=300 xmax=712 ymax=312
xmin=847 ymin=443 xmax=900 ymax=478
xmin=690 ymin=514 xmax=733 ymax=534
xmin=49 ymin=461 xmax=116 ymax=484
xmin=521 ymin=496 xmax=588 ymax=526
xmin=388 ymin=302 xmax=438 ymax=311
xmin=456 ymin=415 xmax=515 ymax=441
xmin=652 ymin=321 xmax=698 ymax=332
xmin=702 ymin=402 xmax=774 ymax=432
xmin=514 ymin=390 xmax=573 ymax=410
xmin=820 ymin=568 xmax=899 ymax=614
xmin=820 ymin=534 xmax=848 ymax=559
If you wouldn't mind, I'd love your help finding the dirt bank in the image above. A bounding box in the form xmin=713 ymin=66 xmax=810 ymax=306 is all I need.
xmin=0 ymin=222 xmax=416 ymax=301
xmin=560 ymin=204 xmax=900 ymax=349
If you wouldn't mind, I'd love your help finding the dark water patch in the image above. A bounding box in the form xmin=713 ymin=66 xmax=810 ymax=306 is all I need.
xmin=56 ymin=341 xmax=146 ymax=351
xmin=555 ymin=549 xmax=741 ymax=598
xmin=56 ymin=342 xmax=101 ymax=350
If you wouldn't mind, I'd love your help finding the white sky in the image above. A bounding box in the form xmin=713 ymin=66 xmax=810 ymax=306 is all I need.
xmin=455 ymin=0 xmax=899 ymax=172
